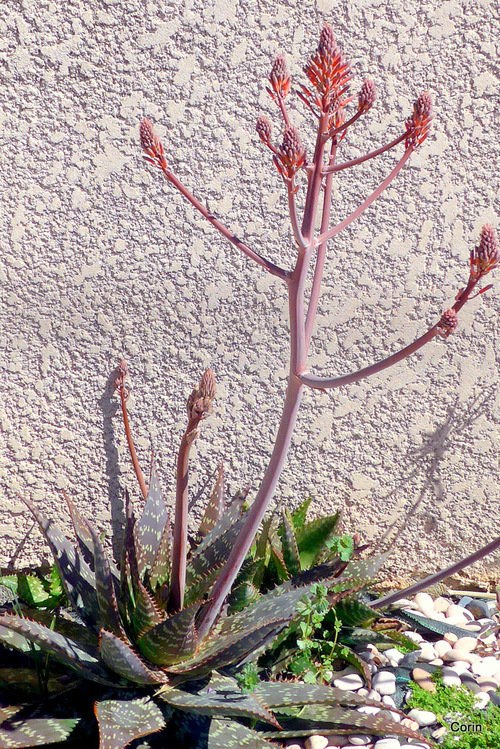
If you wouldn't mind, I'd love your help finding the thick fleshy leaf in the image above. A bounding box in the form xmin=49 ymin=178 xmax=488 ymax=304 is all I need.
xmin=95 ymin=696 xmax=169 ymax=749
xmin=290 ymin=496 xmax=312 ymax=530
xmin=22 ymin=500 xmax=99 ymax=628
xmin=280 ymin=509 xmax=300 ymax=577
xmin=168 ymin=713 xmax=273 ymax=749
xmin=340 ymin=553 xmax=389 ymax=584
xmin=63 ymin=492 xmax=95 ymax=566
xmin=263 ymin=705 xmax=429 ymax=742
xmin=197 ymin=463 xmax=225 ymax=538
xmin=333 ymin=643 xmax=372 ymax=689
xmin=253 ymin=681 xmax=403 ymax=715
xmin=131 ymin=578 xmax=164 ymax=638
xmin=165 ymin=618 xmax=289 ymax=678
xmin=137 ymin=601 xmax=200 ymax=666
xmin=87 ymin=523 xmax=124 ymax=639
xmin=0 ymin=713 xmax=78 ymax=748
xmin=295 ymin=513 xmax=340 ymax=568
xmin=148 ymin=512 xmax=171 ymax=592
xmin=157 ymin=672 xmax=280 ymax=727
xmin=134 ymin=463 xmax=169 ymax=578
xmin=0 ymin=615 xmax=116 ymax=686
xmin=395 ymin=608 xmax=472 ymax=638
xmin=98 ymin=630 xmax=164 ymax=685
xmin=334 ymin=598 xmax=378 ymax=628
xmin=185 ymin=512 xmax=248 ymax=605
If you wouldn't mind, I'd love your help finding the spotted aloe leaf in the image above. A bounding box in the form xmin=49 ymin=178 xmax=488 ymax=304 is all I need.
xmin=261 ymin=705 xmax=430 ymax=743
xmin=332 ymin=643 xmax=372 ymax=689
xmin=148 ymin=513 xmax=171 ymax=592
xmin=157 ymin=672 xmax=280 ymax=728
xmin=253 ymin=681 xmax=403 ymax=714
xmin=134 ymin=463 xmax=169 ymax=578
xmin=86 ymin=523 xmax=124 ymax=639
xmin=63 ymin=491 xmax=95 ymax=566
xmin=340 ymin=553 xmax=389 ymax=584
xmin=169 ymin=713 xmax=273 ymax=749
xmin=95 ymin=696 xmax=170 ymax=749
xmin=98 ymin=630 xmax=164 ymax=685
xmin=185 ymin=512 xmax=249 ymax=605
xmin=295 ymin=512 xmax=340 ymax=568
xmin=197 ymin=463 xmax=225 ymax=539
xmin=130 ymin=578 xmax=163 ymax=639
xmin=166 ymin=618 xmax=289 ymax=678
xmin=137 ymin=600 xmax=200 ymax=667
xmin=0 ymin=709 xmax=79 ymax=748
xmin=279 ymin=508 xmax=300 ymax=577
xmin=0 ymin=615 xmax=117 ymax=686
xmin=22 ymin=499 xmax=100 ymax=629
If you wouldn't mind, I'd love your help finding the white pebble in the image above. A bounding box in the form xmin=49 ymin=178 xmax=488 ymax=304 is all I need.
xmin=373 ymin=740 xmax=401 ymax=749
xmin=333 ymin=673 xmax=364 ymax=691
xmin=433 ymin=596 xmax=451 ymax=613
xmin=434 ymin=639 xmax=453 ymax=657
xmin=372 ymin=671 xmax=396 ymax=695
xmin=476 ymin=675 xmax=498 ymax=692
xmin=348 ymin=736 xmax=371 ymax=746
xmin=384 ymin=648 xmax=405 ymax=665
xmin=357 ymin=688 xmax=369 ymax=697
xmin=443 ymin=632 xmax=458 ymax=645
xmin=399 ymin=745 xmax=429 ymax=749
xmin=367 ymin=689 xmax=382 ymax=701
xmin=381 ymin=709 xmax=401 ymax=723
xmin=286 ymin=745 xmax=303 ymax=749
xmin=407 ymin=708 xmax=437 ymax=727
xmin=493 ymin=671 xmax=500 ymax=686
xmin=473 ymin=691 xmax=490 ymax=710
xmin=357 ymin=705 xmax=381 ymax=715
xmin=382 ymin=695 xmax=397 ymax=708
xmin=446 ymin=604 xmax=468 ymax=621
xmin=472 ymin=656 xmax=500 ymax=678
xmin=414 ymin=592 xmax=434 ymax=614
xmin=429 ymin=658 xmax=444 ymax=666
xmin=442 ymin=667 xmax=462 ymax=687
xmin=404 ymin=631 xmax=424 ymax=643
xmin=305 ymin=736 xmax=329 ymax=749
xmin=442 ymin=649 xmax=480 ymax=665
xmin=447 ymin=660 xmax=470 ymax=675
xmin=418 ymin=643 xmax=437 ymax=662
xmin=454 ymin=636 xmax=478 ymax=653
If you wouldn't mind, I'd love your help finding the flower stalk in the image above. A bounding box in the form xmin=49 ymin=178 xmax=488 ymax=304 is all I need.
xmin=139 ymin=25 xmax=497 ymax=630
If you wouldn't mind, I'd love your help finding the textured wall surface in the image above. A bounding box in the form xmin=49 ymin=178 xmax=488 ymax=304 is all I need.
xmin=0 ymin=0 xmax=499 ymax=584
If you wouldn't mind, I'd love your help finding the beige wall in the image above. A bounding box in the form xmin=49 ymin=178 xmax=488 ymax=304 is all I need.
xmin=1 ymin=0 xmax=499 ymax=584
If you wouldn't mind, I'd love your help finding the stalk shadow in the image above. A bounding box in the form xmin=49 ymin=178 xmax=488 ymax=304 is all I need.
xmin=377 ymin=385 xmax=496 ymax=550
xmin=98 ymin=366 xmax=126 ymax=560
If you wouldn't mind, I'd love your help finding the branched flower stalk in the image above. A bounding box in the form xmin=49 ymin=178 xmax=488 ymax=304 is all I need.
xmin=139 ymin=25 xmax=498 ymax=636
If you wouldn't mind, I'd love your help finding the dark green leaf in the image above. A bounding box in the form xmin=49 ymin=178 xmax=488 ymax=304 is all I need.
xmin=95 ymin=696 xmax=168 ymax=749
xmin=290 ymin=496 xmax=312 ymax=531
xmin=98 ymin=630 xmax=164 ymax=685
xmin=157 ymin=672 xmax=280 ymax=727
xmin=334 ymin=598 xmax=378 ymax=628
xmin=63 ymin=492 xmax=95 ymax=566
xmin=254 ymin=681 xmax=400 ymax=713
xmin=0 ymin=714 xmax=78 ymax=748
xmin=295 ymin=513 xmax=340 ymax=569
xmin=86 ymin=523 xmax=124 ymax=638
xmin=169 ymin=714 xmax=273 ymax=749
xmin=332 ymin=643 xmax=372 ymax=689
xmin=280 ymin=509 xmax=300 ymax=577
xmin=137 ymin=601 xmax=200 ymax=667
xmin=148 ymin=513 xmax=171 ymax=592
xmin=339 ymin=553 xmax=389 ymax=584
xmin=131 ymin=578 xmax=163 ymax=638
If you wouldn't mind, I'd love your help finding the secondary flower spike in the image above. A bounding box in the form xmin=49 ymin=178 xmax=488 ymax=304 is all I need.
xmin=140 ymin=118 xmax=165 ymax=167
xmin=358 ymin=79 xmax=377 ymax=113
xmin=302 ymin=23 xmax=351 ymax=114
xmin=256 ymin=116 xmax=273 ymax=146
xmin=405 ymin=92 xmax=433 ymax=150
xmin=275 ymin=125 xmax=306 ymax=180
xmin=470 ymin=224 xmax=499 ymax=279
xmin=268 ymin=54 xmax=290 ymax=100
xmin=187 ymin=368 xmax=216 ymax=422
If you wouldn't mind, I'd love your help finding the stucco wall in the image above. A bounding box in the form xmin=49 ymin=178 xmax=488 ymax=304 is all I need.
xmin=0 ymin=0 xmax=499 ymax=585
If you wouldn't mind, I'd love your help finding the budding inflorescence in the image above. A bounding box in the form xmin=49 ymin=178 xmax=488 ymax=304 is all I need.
xmin=274 ymin=125 xmax=306 ymax=181
xmin=140 ymin=118 xmax=166 ymax=168
xmin=267 ymin=55 xmax=291 ymax=101
xmin=470 ymin=224 xmax=499 ymax=280
xmin=256 ymin=116 xmax=273 ymax=146
xmin=405 ymin=93 xmax=433 ymax=150
xmin=187 ymin=369 xmax=216 ymax=422
xmin=302 ymin=23 xmax=351 ymax=116
xmin=438 ymin=308 xmax=459 ymax=338
xmin=358 ymin=79 xmax=377 ymax=114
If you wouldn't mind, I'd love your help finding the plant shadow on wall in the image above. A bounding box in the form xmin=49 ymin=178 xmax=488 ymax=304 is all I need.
xmin=0 ymin=22 xmax=499 ymax=749
xmin=376 ymin=385 xmax=497 ymax=551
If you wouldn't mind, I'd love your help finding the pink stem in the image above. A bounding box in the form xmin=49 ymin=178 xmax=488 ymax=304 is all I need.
xmin=324 ymin=133 xmax=407 ymax=174
xmin=287 ymin=181 xmax=307 ymax=250
xmin=301 ymin=112 xmax=331 ymax=240
xmin=326 ymin=109 xmax=364 ymax=140
xmin=161 ymin=165 xmax=288 ymax=280
xmin=277 ymin=95 xmax=291 ymax=128
xmin=305 ymin=140 xmax=337 ymax=347
xmin=169 ymin=425 xmax=194 ymax=612
xmin=316 ymin=148 xmax=413 ymax=246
